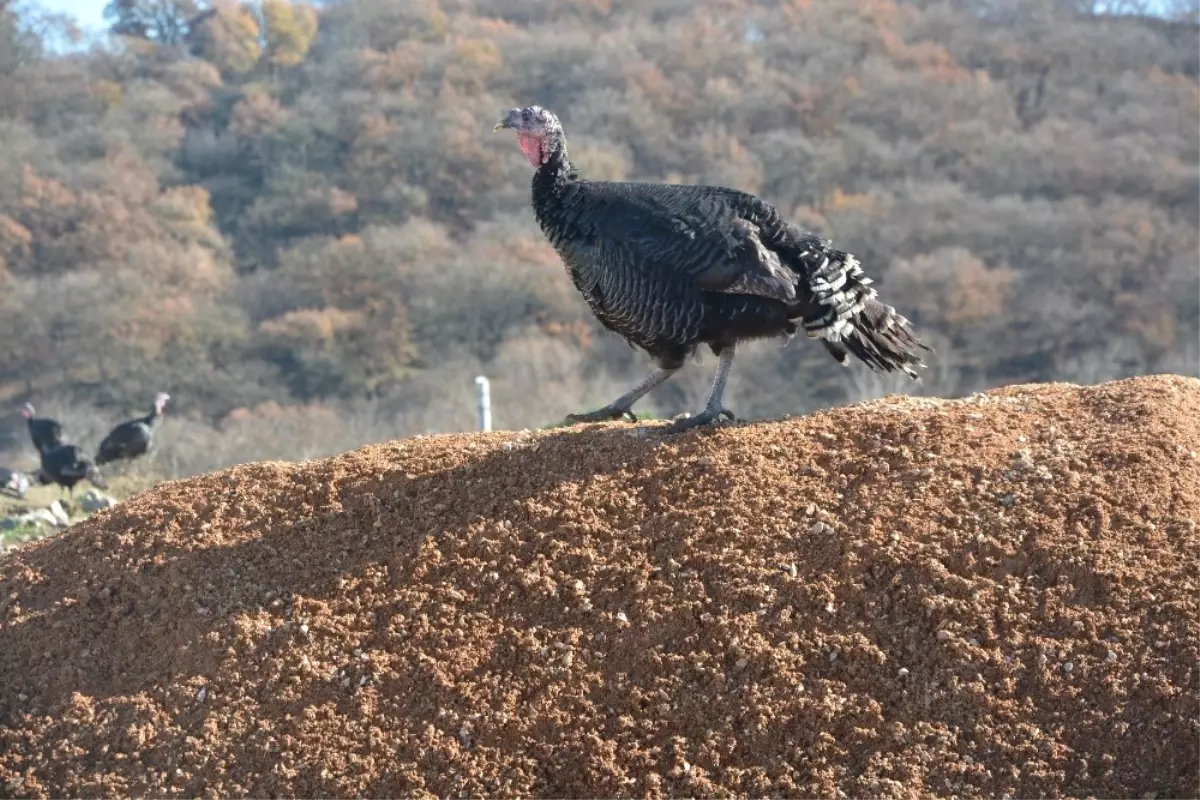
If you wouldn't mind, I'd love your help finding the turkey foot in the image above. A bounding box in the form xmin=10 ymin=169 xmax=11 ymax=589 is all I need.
xmin=659 ymin=345 xmax=738 ymax=435
xmin=562 ymin=365 xmax=679 ymax=427
xmin=661 ymin=407 xmax=736 ymax=435
xmin=565 ymin=406 xmax=638 ymax=425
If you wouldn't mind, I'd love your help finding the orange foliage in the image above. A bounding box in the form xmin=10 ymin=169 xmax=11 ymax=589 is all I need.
xmin=477 ymin=17 xmax=520 ymax=36
xmin=0 ymin=213 xmax=33 ymax=268
xmin=944 ymin=261 xmax=1016 ymax=326
xmin=361 ymin=44 xmax=424 ymax=90
xmin=446 ymin=37 xmax=504 ymax=93
xmin=196 ymin=0 xmax=263 ymax=73
xmin=539 ymin=318 xmax=595 ymax=352
xmin=1146 ymin=65 xmax=1200 ymax=90
xmin=20 ymin=166 xmax=75 ymax=212
xmin=356 ymin=113 xmax=394 ymax=143
xmin=823 ymin=188 xmax=876 ymax=214
xmin=892 ymin=248 xmax=1016 ymax=328
xmin=230 ymin=89 xmax=288 ymax=138
xmin=159 ymin=295 xmax=197 ymax=316
xmin=453 ymin=37 xmax=502 ymax=69
xmin=626 ymin=63 xmax=671 ymax=105
xmin=154 ymin=185 xmax=215 ymax=226
xmin=855 ymin=0 xmax=901 ymax=33
xmin=260 ymin=307 xmax=368 ymax=343
xmin=89 ymin=79 xmax=124 ymax=109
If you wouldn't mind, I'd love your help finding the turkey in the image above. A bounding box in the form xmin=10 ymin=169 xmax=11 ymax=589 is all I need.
xmin=494 ymin=105 xmax=929 ymax=433
xmin=95 ymin=392 xmax=170 ymax=466
xmin=20 ymin=402 xmax=66 ymax=454
xmin=36 ymin=444 xmax=107 ymax=496
xmin=1 ymin=466 xmax=30 ymax=499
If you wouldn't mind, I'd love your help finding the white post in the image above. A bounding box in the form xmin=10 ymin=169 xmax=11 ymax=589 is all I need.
xmin=474 ymin=375 xmax=492 ymax=432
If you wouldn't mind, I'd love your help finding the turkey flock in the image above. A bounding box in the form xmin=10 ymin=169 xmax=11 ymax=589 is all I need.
xmin=3 ymin=393 xmax=170 ymax=501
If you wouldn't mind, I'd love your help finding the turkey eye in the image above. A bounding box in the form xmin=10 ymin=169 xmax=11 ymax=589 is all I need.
xmin=522 ymin=109 xmax=531 ymax=120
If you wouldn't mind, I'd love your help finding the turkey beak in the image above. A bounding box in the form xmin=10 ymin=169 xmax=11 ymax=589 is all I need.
xmin=493 ymin=109 xmax=520 ymax=131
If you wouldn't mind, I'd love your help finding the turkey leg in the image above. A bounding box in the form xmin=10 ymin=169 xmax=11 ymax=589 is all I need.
xmin=564 ymin=366 xmax=679 ymax=425
xmin=661 ymin=345 xmax=738 ymax=434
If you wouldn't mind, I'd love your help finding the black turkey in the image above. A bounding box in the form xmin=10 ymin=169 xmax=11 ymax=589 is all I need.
xmin=95 ymin=392 xmax=170 ymax=466
xmin=494 ymin=105 xmax=929 ymax=433
xmin=20 ymin=402 xmax=66 ymax=454
xmin=37 ymin=444 xmax=107 ymax=496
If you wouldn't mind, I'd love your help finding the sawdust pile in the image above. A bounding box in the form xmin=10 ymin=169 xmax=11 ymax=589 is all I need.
xmin=1 ymin=375 xmax=1197 ymax=799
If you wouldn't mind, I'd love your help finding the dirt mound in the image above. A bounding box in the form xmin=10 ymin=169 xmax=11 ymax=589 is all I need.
xmin=1 ymin=375 xmax=1197 ymax=799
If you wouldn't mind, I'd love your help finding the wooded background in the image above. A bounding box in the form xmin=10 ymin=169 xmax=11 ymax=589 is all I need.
xmin=1 ymin=0 xmax=1197 ymax=477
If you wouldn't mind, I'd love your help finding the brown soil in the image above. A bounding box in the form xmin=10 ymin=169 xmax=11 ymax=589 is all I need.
xmin=1 ymin=375 xmax=1197 ymax=799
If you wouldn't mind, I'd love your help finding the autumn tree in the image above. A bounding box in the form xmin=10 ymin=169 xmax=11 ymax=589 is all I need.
xmin=104 ymin=0 xmax=205 ymax=44
xmin=259 ymin=0 xmax=317 ymax=67
xmin=187 ymin=0 xmax=261 ymax=74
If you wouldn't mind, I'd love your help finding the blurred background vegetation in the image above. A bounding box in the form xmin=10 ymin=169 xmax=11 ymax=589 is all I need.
xmin=0 ymin=0 xmax=1196 ymax=483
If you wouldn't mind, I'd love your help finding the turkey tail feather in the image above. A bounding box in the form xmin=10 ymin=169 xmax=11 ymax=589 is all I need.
xmin=824 ymin=298 xmax=928 ymax=378
xmin=792 ymin=245 xmax=930 ymax=378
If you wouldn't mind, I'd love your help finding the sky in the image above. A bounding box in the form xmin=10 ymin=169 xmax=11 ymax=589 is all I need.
xmin=37 ymin=0 xmax=107 ymax=31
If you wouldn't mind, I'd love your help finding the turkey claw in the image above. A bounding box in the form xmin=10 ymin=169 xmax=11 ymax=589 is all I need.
xmin=660 ymin=407 xmax=736 ymax=435
xmin=564 ymin=407 xmax=638 ymax=425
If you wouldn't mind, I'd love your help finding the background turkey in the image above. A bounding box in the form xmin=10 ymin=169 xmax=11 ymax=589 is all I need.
xmin=95 ymin=392 xmax=170 ymax=467
xmin=20 ymin=402 xmax=66 ymax=455
xmin=36 ymin=444 xmax=107 ymax=497
xmin=1 ymin=467 xmax=30 ymax=499
xmin=494 ymin=105 xmax=929 ymax=434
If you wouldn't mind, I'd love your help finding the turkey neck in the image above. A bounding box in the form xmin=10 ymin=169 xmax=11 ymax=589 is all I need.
xmin=530 ymin=131 xmax=576 ymax=233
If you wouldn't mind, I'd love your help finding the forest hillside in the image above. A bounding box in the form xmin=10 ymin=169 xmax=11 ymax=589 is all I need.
xmin=0 ymin=0 xmax=1197 ymax=478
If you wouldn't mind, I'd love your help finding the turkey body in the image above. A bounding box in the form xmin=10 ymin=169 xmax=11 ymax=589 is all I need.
xmin=95 ymin=392 xmax=169 ymax=466
xmin=38 ymin=444 xmax=106 ymax=493
xmin=95 ymin=418 xmax=157 ymax=465
xmin=534 ymin=176 xmax=893 ymax=368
